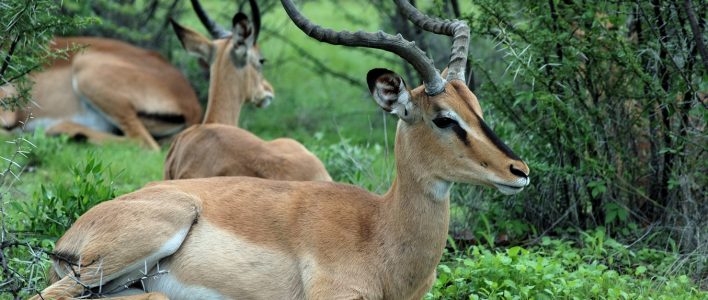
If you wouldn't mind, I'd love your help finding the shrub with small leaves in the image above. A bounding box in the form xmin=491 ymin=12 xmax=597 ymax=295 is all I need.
xmin=428 ymin=240 xmax=705 ymax=300
xmin=11 ymin=156 xmax=117 ymax=239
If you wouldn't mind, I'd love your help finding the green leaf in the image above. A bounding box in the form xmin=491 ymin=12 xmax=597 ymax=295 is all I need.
xmin=635 ymin=266 xmax=647 ymax=276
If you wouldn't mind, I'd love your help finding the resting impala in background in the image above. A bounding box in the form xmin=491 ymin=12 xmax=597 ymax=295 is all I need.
xmin=164 ymin=0 xmax=330 ymax=182
xmin=31 ymin=0 xmax=529 ymax=299
xmin=0 ymin=37 xmax=202 ymax=150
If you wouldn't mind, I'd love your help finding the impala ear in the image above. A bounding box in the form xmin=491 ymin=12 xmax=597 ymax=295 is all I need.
xmin=367 ymin=68 xmax=420 ymax=123
xmin=440 ymin=67 xmax=449 ymax=79
xmin=231 ymin=12 xmax=254 ymax=68
xmin=171 ymin=19 xmax=214 ymax=63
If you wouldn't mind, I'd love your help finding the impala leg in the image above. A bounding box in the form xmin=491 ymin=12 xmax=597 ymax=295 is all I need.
xmin=408 ymin=271 xmax=436 ymax=300
xmin=29 ymin=277 xmax=169 ymax=300
xmin=113 ymin=113 xmax=161 ymax=150
xmin=28 ymin=275 xmax=84 ymax=300
xmin=32 ymin=188 xmax=200 ymax=299
xmin=306 ymin=275 xmax=365 ymax=300
xmin=79 ymin=87 xmax=165 ymax=150
xmin=72 ymin=66 xmax=161 ymax=150
xmin=46 ymin=120 xmax=127 ymax=145
xmin=108 ymin=292 xmax=170 ymax=300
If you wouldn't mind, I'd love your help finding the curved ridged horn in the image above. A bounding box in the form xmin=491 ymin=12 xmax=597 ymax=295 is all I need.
xmin=190 ymin=0 xmax=230 ymax=39
xmin=281 ymin=0 xmax=445 ymax=95
xmin=393 ymin=0 xmax=470 ymax=82
xmin=248 ymin=0 xmax=261 ymax=43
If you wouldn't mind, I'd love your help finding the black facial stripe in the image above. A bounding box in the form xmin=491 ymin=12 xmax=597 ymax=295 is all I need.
xmin=451 ymin=124 xmax=470 ymax=146
xmin=448 ymin=94 xmax=521 ymax=160
xmin=432 ymin=104 xmax=469 ymax=146
xmin=434 ymin=99 xmax=520 ymax=158
xmin=478 ymin=118 xmax=521 ymax=161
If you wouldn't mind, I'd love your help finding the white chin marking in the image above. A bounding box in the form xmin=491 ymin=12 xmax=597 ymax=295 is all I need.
xmin=258 ymin=98 xmax=271 ymax=108
xmin=494 ymin=184 xmax=525 ymax=195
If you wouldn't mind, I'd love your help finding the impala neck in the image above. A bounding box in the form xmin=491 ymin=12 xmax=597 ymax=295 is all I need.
xmin=380 ymin=121 xmax=451 ymax=291
xmin=202 ymin=54 xmax=246 ymax=126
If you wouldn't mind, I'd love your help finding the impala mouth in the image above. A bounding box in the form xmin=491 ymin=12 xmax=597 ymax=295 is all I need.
xmin=493 ymin=182 xmax=526 ymax=195
xmin=254 ymin=95 xmax=273 ymax=108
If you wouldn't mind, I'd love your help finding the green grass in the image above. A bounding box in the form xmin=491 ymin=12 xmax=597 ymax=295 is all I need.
xmin=2 ymin=133 xmax=164 ymax=200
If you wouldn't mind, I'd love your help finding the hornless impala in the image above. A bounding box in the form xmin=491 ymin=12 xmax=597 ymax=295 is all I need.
xmin=0 ymin=37 xmax=202 ymax=150
xmin=163 ymin=0 xmax=330 ymax=182
xmin=31 ymin=1 xmax=529 ymax=299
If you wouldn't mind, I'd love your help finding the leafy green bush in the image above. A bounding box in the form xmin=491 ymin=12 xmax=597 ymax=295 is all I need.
xmin=428 ymin=239 xmax=706 ymax=300
xmin=1 ymin=151 xmax=119 ymax=298
xmin=311 ymin=137 xmax=388 ymax=191
xmin=11 ymin=156 xmax=117 ymax=239
xmin=449 ymin=184 xmax=534 ymax=247
xmin=461 ymin=0 xmax=706 ymax=254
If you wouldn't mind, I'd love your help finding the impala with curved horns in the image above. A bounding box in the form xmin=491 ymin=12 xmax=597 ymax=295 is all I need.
xmin=164 ymin=0 xmax=330 ymax=182
xmin=31 ymin=1 xmax=529 ymax=299
xmin=0 ymin=37 xmax=202 ymax=150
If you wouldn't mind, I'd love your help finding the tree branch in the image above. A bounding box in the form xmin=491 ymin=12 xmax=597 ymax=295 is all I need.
xmin=682 ymin=0 xmax=708 ymax=70
xmin=0 ymin=35 xmax=21 ymax=79
xmin=263 ymin=28 xmax=361 ymax=87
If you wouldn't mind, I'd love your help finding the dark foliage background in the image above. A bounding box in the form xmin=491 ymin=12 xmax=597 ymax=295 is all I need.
xmin=449 ymin=0 xmax=706 ymax=280
xmin=467 ymin=0 xmax=705 ymax=243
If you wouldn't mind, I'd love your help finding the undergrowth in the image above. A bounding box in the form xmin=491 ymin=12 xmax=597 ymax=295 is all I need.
xmin=430 ymin=237 xmax=704 ymax=299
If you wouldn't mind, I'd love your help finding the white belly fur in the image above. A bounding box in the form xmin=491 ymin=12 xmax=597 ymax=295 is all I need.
xmin=24 ymin=107 xmax=116 ymax=134
xmin=24 ymin=82 xmax=117 ymax=134
xmin=144 ymin=272 xmax=227 ymax=300
xmin=72 ymin=100 xmax=117 ymax=132
xmin=145 ymin=220 xmax=305 ymax=299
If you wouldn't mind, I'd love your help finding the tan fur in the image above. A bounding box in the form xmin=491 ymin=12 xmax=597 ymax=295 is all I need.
xmin=199 ymin=39 xmax=274 ymax=126
xmin=0 ymin=37 xmax=202 ymax=150
xmin=165 ymin=124 xmax=330 ymax=181
xmin=34 ymin=68 xmax=530 ymax=299
xmin=164 ymin=23 xmax=330 ymax=182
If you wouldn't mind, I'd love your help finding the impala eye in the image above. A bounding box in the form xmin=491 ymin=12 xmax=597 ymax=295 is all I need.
xmin=259 ymin=58 xmax=266 ymax=65
xmin=433 ymin=117 xmax=458 ymax=129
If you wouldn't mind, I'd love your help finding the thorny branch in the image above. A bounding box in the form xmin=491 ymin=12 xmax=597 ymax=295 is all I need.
xmin=0 ymin=36 xmax=21 ymax=80
xmin=1 ymin=113 xmax=39 ymax=299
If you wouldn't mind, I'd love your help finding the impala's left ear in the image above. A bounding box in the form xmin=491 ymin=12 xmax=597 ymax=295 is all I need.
xmin=231 ymin=12 xmax=254 ymax=68
xmin=367 ymin=68 xmax=420 ymax=123
xmin=171 ymin=19 xmax=215 ymax=63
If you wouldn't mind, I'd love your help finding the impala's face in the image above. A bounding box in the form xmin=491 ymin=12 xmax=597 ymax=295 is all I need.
xmin=368 ymin=69 xmax=530 ymax=195
xmin=216 ymin=39 xmax=274 ymax=108
xmin=247 ymin=47 xmax=274 ymax=108
xmin=172 ymin=13 xmax=274 ymax=108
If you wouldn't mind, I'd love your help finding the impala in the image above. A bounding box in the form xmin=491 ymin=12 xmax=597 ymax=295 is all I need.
xmin=0 ymin=37 xmax=202 ymax=150
xmin=164 ymin=0 xmax=330 ymax=182
xmin=31 ymin=0 xmax=529 ymax=299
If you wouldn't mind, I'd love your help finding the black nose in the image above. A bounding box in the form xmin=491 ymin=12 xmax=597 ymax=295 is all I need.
xmin=510 ymin=164 xmax=528 ymax=178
